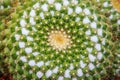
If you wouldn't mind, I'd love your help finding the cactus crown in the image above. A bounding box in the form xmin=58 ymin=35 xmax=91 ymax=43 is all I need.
xmin=2 ymin=0 xmax=114 ymax=79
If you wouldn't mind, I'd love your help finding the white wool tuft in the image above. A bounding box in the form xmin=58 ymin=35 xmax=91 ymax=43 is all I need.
xmin=86 ymin=73 xmax=90 ymax=77
xmin=93 ymin=14 xmax=98 ymax=21
xmin=41 ymin=4 xmax=48 ymax=11
xmin=16 ymin=51 xmax=19 ymax=55
xmin=53 ymin=66 xmax=59 ymax=73
xmin=40 ymin=12 xmax=44 ymax=19
xmin=45 ymin=61 xmax=51 ymax=65
xmin=20 ymin=56 xmax=27 ymax=62
xmin=97 ymin=28 xmax=103 ymax=36
xmin=32 ymin=52 xmax=39 ymax=56
xmin=30 ymin=9 xmax=36 ymax=17
xmin=85 ymin=29 xmax=91 ymax=35
xmin=29 ymin=70 xmax=33 ymax=74
xmin=36 ymin=61 xmax=44 ymax=67
xmin=58 ymin=76 xmax=64 ymax=80
xmin=75 ymin=6 xmax=82 ymax=14
xmin=97 ymin=52 xmax=103 ymax=60
xmin=86 ymin=48 xmax=93 ymax=53
xmin=83 ymin=17 xmax=90 ymax=24
xmin=25 ymin=47 xmax=32 ymax=54
xmin=7 ymin=6 xmax=10 ymax=9
xmin=50 ymin=11 xmax=54 ymax=16
xmin=95 ymin=43 xmax=101 ymax=51
xmin=20 ymin=19 xmax=27 ymax=27
xmin=27 ymin=36 xmax=33 ymax=41
xmin=69 ymin=64 xmax=74 ymax=70
xmin=77 ymin=68 xmax=83 ymax=77
xmin=102 ymin=38 xmax=106 ymax=45
xmin=71 ymin=0 xmax=78 ymax=5
xmin=36 ymin=71 xmax=43 ymax=78
xmin=84 ymin=8 xmax=91 ymax=15
xmin=117 ymin=54 xmax=120 ymax=57
xmin=0 ymin=6 xmax=4 ymax=9
xmin=30 ymin=17 xmax=36 ymax=25
xmin=22 ymin=28 xmax=29 ymax=35
xmin=90 ymin=35 xmax=98 ymax=43
xmin=55 ymin=3 xmax=61 ymax=11
xmin=88 ymin=63 xmax=95 ymax=70
xmin=63 ymin=0 xmax=69 ymax=6
xmin=75 ymin=17 xmax=80 ymax=22
xmin=22 ymin=11 xmax=28 ymax=18
xmin=90 ymin=22 xmax=97 ymax=28
xmin=15 ymin=34 xmax=20 ymax=40
xmin=103 ymin=2 xmax=108 ymax=7
xmin=47 ymin=0 xmax=54 ymax=4
xmin=32 ymin=27 xmax=37 ymax=31
xmin=19 ymin=42 xmax=25 ymax=48
xmin=81 ymin=55 xmax=84 ymax=59
xmin=28 ymin=60 xmax=36 ymax=66
xmin=80 ymin=61 xmax=86 ymax=68
xmin=64 ymin=69 xmax=71 ymax=78
xmin=33 ymin=2 xmax=40 ymax=9
xmin=68 ymin=7 xmax=73 ymax=15
xmin=89 ymin=54 xmax=96 ymax=62
xmin=45 ymin=70 xmax=52 ymax=78
xmin=72 ymin=78 xmax=77 ymax=80
xmin=117 ymin=20 xmax=120 ymax=25
xmin=96 ymin=0 xmax=100 ymax=2
xmin=109 ymin=15 xmax=113 ymax=19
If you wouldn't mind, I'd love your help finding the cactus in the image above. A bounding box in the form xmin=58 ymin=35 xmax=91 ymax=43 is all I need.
xmin=0 ymin=0 xmax=25 ymax=79
xmin=0 ymin=0 xmax=116 ymax=79
xmin=93 ymin=0 xmax=120 ymax=76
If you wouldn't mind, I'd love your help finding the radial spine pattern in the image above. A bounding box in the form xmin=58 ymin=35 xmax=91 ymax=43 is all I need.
xmin=4 ymin=0 xmax=113 ymax=79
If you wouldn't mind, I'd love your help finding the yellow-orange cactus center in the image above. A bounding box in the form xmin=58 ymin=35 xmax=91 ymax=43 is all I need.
xmin=48 ymin=30 xmax=71 ymax=51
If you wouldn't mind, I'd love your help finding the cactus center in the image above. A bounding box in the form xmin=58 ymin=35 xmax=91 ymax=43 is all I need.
xmin=48 ymin=30 xmax=71 ymax=51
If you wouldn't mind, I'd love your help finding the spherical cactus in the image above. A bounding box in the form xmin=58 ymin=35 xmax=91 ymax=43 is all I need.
xmin=3 ymin=0 xmax=114 ymax=79
xmin=93 ymin=0 xmax=120 ymax=76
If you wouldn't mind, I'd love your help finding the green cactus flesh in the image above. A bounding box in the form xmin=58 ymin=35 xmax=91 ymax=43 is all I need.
xmin=94 ymin=0 xmax=120 ymax=32
xmin=3 ymin=0 xmax=114 ymax=79
xmin=94 ymin=0 xmax=120 ymax=75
